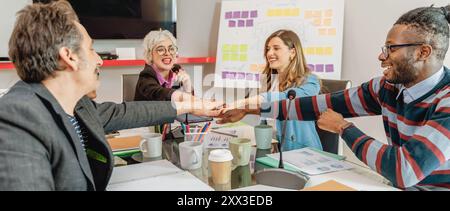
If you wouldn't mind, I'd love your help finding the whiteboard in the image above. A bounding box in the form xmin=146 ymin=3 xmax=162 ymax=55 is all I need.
xmin=0 ymin=0 xmax=31 ymax=58
xmin=214 ymin=0 xmax=345 ymax=88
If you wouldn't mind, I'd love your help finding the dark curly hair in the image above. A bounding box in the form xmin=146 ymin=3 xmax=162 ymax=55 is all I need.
xmin=395 ymin=5 xmax=450 ymax=60
xmin=8 ymin=0 xmax=82 ymax=83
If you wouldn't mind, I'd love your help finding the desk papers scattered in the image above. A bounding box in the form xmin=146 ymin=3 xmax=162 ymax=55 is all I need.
xmin=267 ymin=148 xmax=352 ymax=175
xmin=107 ymin=160 xmax=214 ymax=191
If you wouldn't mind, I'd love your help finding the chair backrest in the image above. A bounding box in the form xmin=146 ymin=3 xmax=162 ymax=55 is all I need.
xmin=316 ymin=79 xmax=352 ymax=154
xmin=122 ymin=74 xmax=139 ymax=102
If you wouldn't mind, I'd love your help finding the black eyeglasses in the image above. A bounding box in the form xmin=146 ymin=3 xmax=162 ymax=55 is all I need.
xmin=381 ymin=43 xmax=424 ymax=58
xmin=154 ymin=46 xmax=178 ymax=56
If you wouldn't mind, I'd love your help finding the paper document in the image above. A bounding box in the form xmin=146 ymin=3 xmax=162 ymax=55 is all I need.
xmin=203 ymin=129 xmax=237 ymax=148
xmin=267 ymin=148 xmax=352 ymax=175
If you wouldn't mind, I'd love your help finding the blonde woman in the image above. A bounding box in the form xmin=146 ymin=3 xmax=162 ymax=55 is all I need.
xmin=134 ymin=30 xmax=193 ymax=101
xmin=232 ymin=30 xmax=322 ymax=151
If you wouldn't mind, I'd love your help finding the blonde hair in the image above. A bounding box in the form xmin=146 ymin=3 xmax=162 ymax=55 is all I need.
xmin=263 ymin=30 xmax=311 ymax=91
xmin=142 ymin=30 xmax=177 ymax=64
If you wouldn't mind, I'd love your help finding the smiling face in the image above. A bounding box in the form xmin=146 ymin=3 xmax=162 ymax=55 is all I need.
xmin=151 ymin=38 xmax=177 ymax=71
xmin=265 ymin=37 xmax=296 ymax=74
xmin=379 ymin=25 xmax=424 ymax=86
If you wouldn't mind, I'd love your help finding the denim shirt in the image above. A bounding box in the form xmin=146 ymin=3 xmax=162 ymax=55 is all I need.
xmin=260 ymin=74 xmax=322 ymax=151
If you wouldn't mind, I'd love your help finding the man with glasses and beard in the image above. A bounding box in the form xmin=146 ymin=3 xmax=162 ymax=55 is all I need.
xmin=218 ymin=5 xmax=450 ymax=190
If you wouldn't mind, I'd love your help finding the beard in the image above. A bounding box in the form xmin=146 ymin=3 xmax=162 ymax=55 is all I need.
xmin=385 ymin=54 xmax=419 ymax=85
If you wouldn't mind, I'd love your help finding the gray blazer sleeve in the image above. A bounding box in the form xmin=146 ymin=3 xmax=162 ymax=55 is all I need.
xmin=82 ymin=98 xmax=178 ymax=133
xmin=0 ymin=115 xmax=54 ymax=191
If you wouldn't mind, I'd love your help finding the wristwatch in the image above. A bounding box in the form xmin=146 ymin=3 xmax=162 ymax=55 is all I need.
xmin=339 ymin=122 xmax=354 ymax=136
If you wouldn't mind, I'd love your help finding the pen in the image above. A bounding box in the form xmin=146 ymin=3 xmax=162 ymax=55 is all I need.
xmin=210 ymin=130 xmax=238 ymax=137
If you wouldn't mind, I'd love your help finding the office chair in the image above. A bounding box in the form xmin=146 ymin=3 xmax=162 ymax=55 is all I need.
xmin=121 ymin=74 xmax=139 ymax=102
xmin=316 ymin=79 xmax=352 ymax=154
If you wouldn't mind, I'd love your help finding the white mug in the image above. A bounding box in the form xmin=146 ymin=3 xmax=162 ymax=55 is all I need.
xmin=179 ymin=141 xmax=203 ymax=170
xmin=139 ymin=133 xmax=162 ymax=158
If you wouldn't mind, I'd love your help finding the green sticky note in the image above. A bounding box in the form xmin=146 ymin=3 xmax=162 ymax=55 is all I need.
xmin=231 ymin=45 xmax=239 ymax=52
xmin=223 ymin=44 xmax=231 ymax=52
xmin=240 ymin=54 xmax=248 ymax=62
xmin=231 ymin=54 xmax=239 ymax=61
xmin=240 ymin=44 xmax=248 ymax=52
xmin=223 ymin=54 xmax=231 ymax=61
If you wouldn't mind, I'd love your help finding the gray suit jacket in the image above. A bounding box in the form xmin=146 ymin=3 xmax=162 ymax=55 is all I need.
xmin=0 ymin=81 xmax=177 ymax=191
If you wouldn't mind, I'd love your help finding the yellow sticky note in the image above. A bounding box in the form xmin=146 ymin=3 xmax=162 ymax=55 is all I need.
xmin=319 ymin=28 xmax=327 ymax=36
xmin=267 ymin=9 xmax=275 ymax=17
xmin=316 ymin=47 xmax=324 ymax=55
xmin=328 ymin=28 xmax=337 ymax=36
xmin=240 ymin=54 xmax=248 ymax=62
xmin=283 ymin=9 xmax=290 ymax=16
xmin=313 ymin=18 xmax=322 ymax=26
xmin=313 ymin=11 xmax=322 ymax=18
xmin=305 ymin=11 xmax=313 ymax=19
xmin=240 ymin=44 xmax=248 ymax=52
xmin=275 ymin=9 xmax=282 ymax=16
xmin=306 ymin=47 xmax=315 ymax=55
xmin=293 ymin=8 xmax=300 ymax=16
xmin=323 ymin=18 xmax=332 ymax=26
xmin=324 ymin=47 xmax=333 ymax=55
xmin=325 ymin=9 xmax=333 ymax=17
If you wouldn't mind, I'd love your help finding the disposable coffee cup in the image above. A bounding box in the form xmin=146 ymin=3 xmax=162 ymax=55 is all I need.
xmin=208 ymin=149 xmax=233 ymax=185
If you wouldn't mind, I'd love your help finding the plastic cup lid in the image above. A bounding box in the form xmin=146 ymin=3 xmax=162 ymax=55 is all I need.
xmin=208 ymin=149 xmax=233 ymax=162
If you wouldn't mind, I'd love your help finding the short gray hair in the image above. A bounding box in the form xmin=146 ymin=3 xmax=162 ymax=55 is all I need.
xmin=142 ymin=30 xmax=177 ymax=64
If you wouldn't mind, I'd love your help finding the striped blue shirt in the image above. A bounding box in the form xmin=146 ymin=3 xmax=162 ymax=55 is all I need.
xmin=67 ymin=115 xmax=88 ymax=150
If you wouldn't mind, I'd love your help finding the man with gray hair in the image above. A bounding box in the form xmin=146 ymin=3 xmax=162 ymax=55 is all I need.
xmin=0 ymin=1 xmax=221 ymax=191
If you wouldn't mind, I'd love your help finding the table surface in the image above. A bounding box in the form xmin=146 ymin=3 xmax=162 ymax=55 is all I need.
xmin=121 ymin=136 xmax=398 ymax=191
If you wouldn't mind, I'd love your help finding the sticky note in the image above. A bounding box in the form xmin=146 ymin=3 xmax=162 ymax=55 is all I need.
xmin=328 ymin=28 xmax=337 ymax=36
xmin=274 ymin=9 xmax=282 ymax=16
xmin=246 ymin=19 xmax=254 ymax=27
xmin=324 ymin=47 xmax=333 ymax=55
xmin=246 ymin=73 xmax=254 ymax=80
xmin=225 ymin=12 xmax=232 ymax=19
xmin=255 ymin=74 xmax=260 ymax=81
xmin=237 ymin=72 xmax=246 ymax=80
xmin=305 ymin=11 xmax=313 ymax=19
xmin=323 ymin=18 xmax=332 ymax=26
xmin=313 ymin=11 xmax=322 ymax=18
xmin=223 ymin=54 xmax=231 ymax=61
xmin=240 ymin=44 xmax=248 ymax=52
xmin=326 ymin=64 xmax=334 ymax=72
xmin=315 ymin=64 xmax=324 ymax=72
xmin=231 ymin=45 xmax=239 ymax=52
xmin=229 ymin=20 xmax=236 ymax=27
xmin=251 ymin=10 xmax=258 ymax=18
xmin=325 ymin=9 xmax=333 ymax=17
xmin=223 ymin=44 xmax=231 ymax=52
xmin=240 ymin=54 xmax=248 ymax=62
xmin=308 ymin=64 xmax=315 ymax=71
xmin=313 ymin=18 xmax=322 ymax=26
xmin=293 ymin=8 xmax=300 ymax=16
xmin=231 ymin=54 xmax=239 ymax=61
xmin=267 ymin=9 xmax=275 ymax=17
xmin=306 ymin=47 xmax=315 ymax=55
xmin=233 ymin=11 xmax=241 ymax=19
xmin=319 ymin=28 xmax=328 ymax=36
xmin=238 ymin=20 xmax=245 ymax=27
xmin=283 ymin=9 xmax=291 ymax=16
xmin=316 ymin=47 xmax=324 ymax=55
xmin=222 ymin=72 xmax=229 ymax=79
xmin=241 ymin=11 xmax=249 ymax=18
